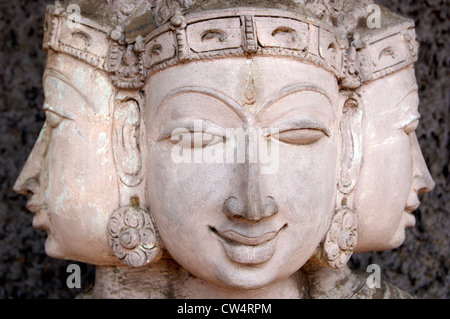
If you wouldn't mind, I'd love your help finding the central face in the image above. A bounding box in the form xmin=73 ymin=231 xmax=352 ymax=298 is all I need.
xmin=145 ymin=57 xmax=342 ymax=289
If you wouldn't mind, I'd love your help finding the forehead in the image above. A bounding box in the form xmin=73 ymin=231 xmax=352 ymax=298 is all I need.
xmin=145 ymin=57 xmax=340 ymax=118
xmin=43 ymin=52 xmax=114 ymax=116
xmin=362 ymin=66 xmax=419 ymax=117
xmin=359 ymin=66 xmax=420 ymax=143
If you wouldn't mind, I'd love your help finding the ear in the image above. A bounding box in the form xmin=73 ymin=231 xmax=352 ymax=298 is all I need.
xmin=338 ymin=91 xmax=363 ymax=198
xmin=112 ymin=91 xmax=144 ymax=189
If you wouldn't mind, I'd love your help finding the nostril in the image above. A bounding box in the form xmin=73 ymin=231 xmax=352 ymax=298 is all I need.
xmin=413 ymin=175 xmax=435 ymax=194
xmin=14 ymin=177 xmax=39 ymax=196
xmin=417 ymin=186 xmax=433 ymax=195
xmin=223 ymin=196 xmax=279 ymax=222
xmin=263 ymin=197 xmax=278 ymax=218
xmin=223 ymin=197 xmax=245 ymax=218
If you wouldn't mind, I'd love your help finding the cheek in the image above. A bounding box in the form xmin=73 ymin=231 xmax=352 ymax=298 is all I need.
xmin=146 ymin=142 xmax=228 ymax=237
xmin=45 ymin=121 xmax=118 ymax=254
xmin=278 ymin=140 xmax=337 ymax=208
xmin=146 ymin=142 xmax=235 ymax=281
xmin=270 ymin=140 xmax=338 ymax=257
xmin=356 ymin=133 xmax=413 ymax=234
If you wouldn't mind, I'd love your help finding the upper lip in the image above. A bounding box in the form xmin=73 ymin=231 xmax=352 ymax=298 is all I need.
xmin=24 ymin=199 xmax=50 ymax=231
xmin=405 ymin=202 xmax=420 ymax=213
xmin=211 ymin=224 xmax=286 ymax=246
xmin=26 ymin=200 xmax=46 ymax=214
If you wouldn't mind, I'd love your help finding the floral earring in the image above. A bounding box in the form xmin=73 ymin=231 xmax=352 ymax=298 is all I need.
xmin=108 ymin=197 xmax=161 ymax=268
xmin=322 ymin=204 xmax=358 ymax=269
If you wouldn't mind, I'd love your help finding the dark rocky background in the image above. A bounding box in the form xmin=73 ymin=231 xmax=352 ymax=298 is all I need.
xmin=0 ymin=0 xmax=448 ymax=298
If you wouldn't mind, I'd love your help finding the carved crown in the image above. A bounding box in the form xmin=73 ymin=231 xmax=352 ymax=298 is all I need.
xmin=43 ymin=0 xmax=419 ymax=89
xmin=44 ymin=4 xmax=147 ymax=89
xmin=352 ymin=6 xmax=419 ymax=84
xmin=143 ymin=8 xmax=349 ymax=82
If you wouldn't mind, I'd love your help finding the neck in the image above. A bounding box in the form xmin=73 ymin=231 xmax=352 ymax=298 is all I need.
xmin=80 ymin=257 xmax=309 ymax=299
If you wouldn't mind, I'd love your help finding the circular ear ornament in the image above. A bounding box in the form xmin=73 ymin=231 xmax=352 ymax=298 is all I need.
xmin=108 ymin=206 xmax=161 ymax=267
xmin=322 ymin=207 xmax=358 ymax=269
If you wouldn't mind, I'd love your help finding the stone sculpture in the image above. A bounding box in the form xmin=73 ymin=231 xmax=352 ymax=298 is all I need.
xmin=13 ymin=0 xmax=434 ymax=298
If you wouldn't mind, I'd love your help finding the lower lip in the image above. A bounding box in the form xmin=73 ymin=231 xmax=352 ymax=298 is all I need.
xmin=32 ymin=211 xmax=50 ymax=231
xmin=210 ymin=227 xmax=283 ymax=265
xmin=404 ymin=211 xmax=416 ymax=228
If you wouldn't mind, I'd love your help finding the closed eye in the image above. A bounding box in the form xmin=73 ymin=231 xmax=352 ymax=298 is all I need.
xmin=170 ymin=131 xmax=225 ymax=149
xmin=404 ymin=119 xmax=419 ymax=135
xmin=265 ymin=118 xmax=330 ymax=145
xmin=158 ymin=120 xmax=227 ymax=149
xmin=44 ymin=109 xmax=65 ymax=129
xmin=271 ymin=129 xmax=326 ymax=145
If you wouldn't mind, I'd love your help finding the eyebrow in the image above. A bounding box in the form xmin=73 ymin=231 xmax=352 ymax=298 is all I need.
xmin=257 ymin=83 xmax=334 ymax=117
xmin=157 ymin=86 xmax=246 ymax=120
xmin=393 ymin=84 xmax=419 ymax=110
xmin=43 ymin=68 xmax=90 ymax=106
xmin=156 ymin=118 xmax=227 ymax=141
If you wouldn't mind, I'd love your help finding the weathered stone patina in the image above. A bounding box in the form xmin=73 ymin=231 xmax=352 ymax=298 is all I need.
xmin=14 ymin=0 xmax=434 ymax=299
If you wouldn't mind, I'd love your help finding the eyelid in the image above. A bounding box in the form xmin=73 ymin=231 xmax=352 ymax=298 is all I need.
xmin=400 ymin=113 xmax=420 ymax=131
xmin=403 ymin=118 xmax=420 ymax=135
xmin=264 ymin=118 xmax=330 ymax=137
xmin=274 ymin=129 xmax=326 ymax=145
xmin=43 ymin=104 xmax=74 ymax=122
xmin=157 ymin=119 xmax=227 ymax=141
xmin=172 ymin=131 xmax=225 ymax=149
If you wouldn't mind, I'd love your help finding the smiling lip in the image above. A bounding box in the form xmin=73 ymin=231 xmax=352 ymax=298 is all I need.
xmin=405 ymin=202 xmax=420 ymax=213
xmin=26 ymin=199 xmax=46 ymax=214
xmin=404 ymin=202 xmax=420 ymax=228
xmin=210 ymin=224 xmax=286 ymax=265
xmin=210 ymin=224 xmax=286 ymax=246
xmin=216 ymin=229 xmax=279 ymax=246
xmin=26 ymin=200 xmax=50 ymax=230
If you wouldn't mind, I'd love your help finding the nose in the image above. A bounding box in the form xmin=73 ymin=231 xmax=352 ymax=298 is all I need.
xmin=14 ymin=177 xmax=40 ymax=197
xmin=13 ymin=123 xmax=50 ymax=197
xmin=410 ymin=133 xmax=435 ymax=195
xmin=224 ymin=163 xmax=279 ymax=222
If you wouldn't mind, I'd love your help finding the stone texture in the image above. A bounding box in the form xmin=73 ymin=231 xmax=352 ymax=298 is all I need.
xmin=0 ymin=0 xmax=448 ymax=298
xmin=349 ymin=0 xmax=449 ymax=299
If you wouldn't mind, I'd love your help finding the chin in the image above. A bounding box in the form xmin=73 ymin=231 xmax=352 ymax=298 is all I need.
xmin=212 ymin=254 xmax=294 ymax=290
xmin=44 ymin=237 xmax=66 ymax=259
xmin=386 ymin=230 xmax=407 ymax=250
xmin=215 ymin=267 xmax=278 ymax=290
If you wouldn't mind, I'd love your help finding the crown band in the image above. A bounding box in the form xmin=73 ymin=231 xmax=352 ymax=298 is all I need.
xmin=42 ymin=4 xmax=419 ymax=90
xmin=143 ymin=8 xmax=346 ymax=81
xmin=355 ymin=20 xmax=419 ymax=84
xmin=44 ymin=5 xmax=112 ymax=70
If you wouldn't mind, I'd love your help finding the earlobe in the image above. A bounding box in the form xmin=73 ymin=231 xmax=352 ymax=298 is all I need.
xmin=313 ymin=92 xmax=363 ymax=269
xmin=338 ymin=92 xmax=363 ymax=195
xmin=112 ymin=91 xmax=144 ymax=188
xmin=109 ymin=91 xmax=162 ymax=267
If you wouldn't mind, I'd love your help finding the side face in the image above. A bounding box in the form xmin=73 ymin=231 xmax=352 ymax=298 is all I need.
xmin=144 ymin=56 xmax=344 ymax=289
xmin=14 ymin=51 xmax=120 ymax=265
xmin=354 ymin=65 xmax=435 ymax=252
